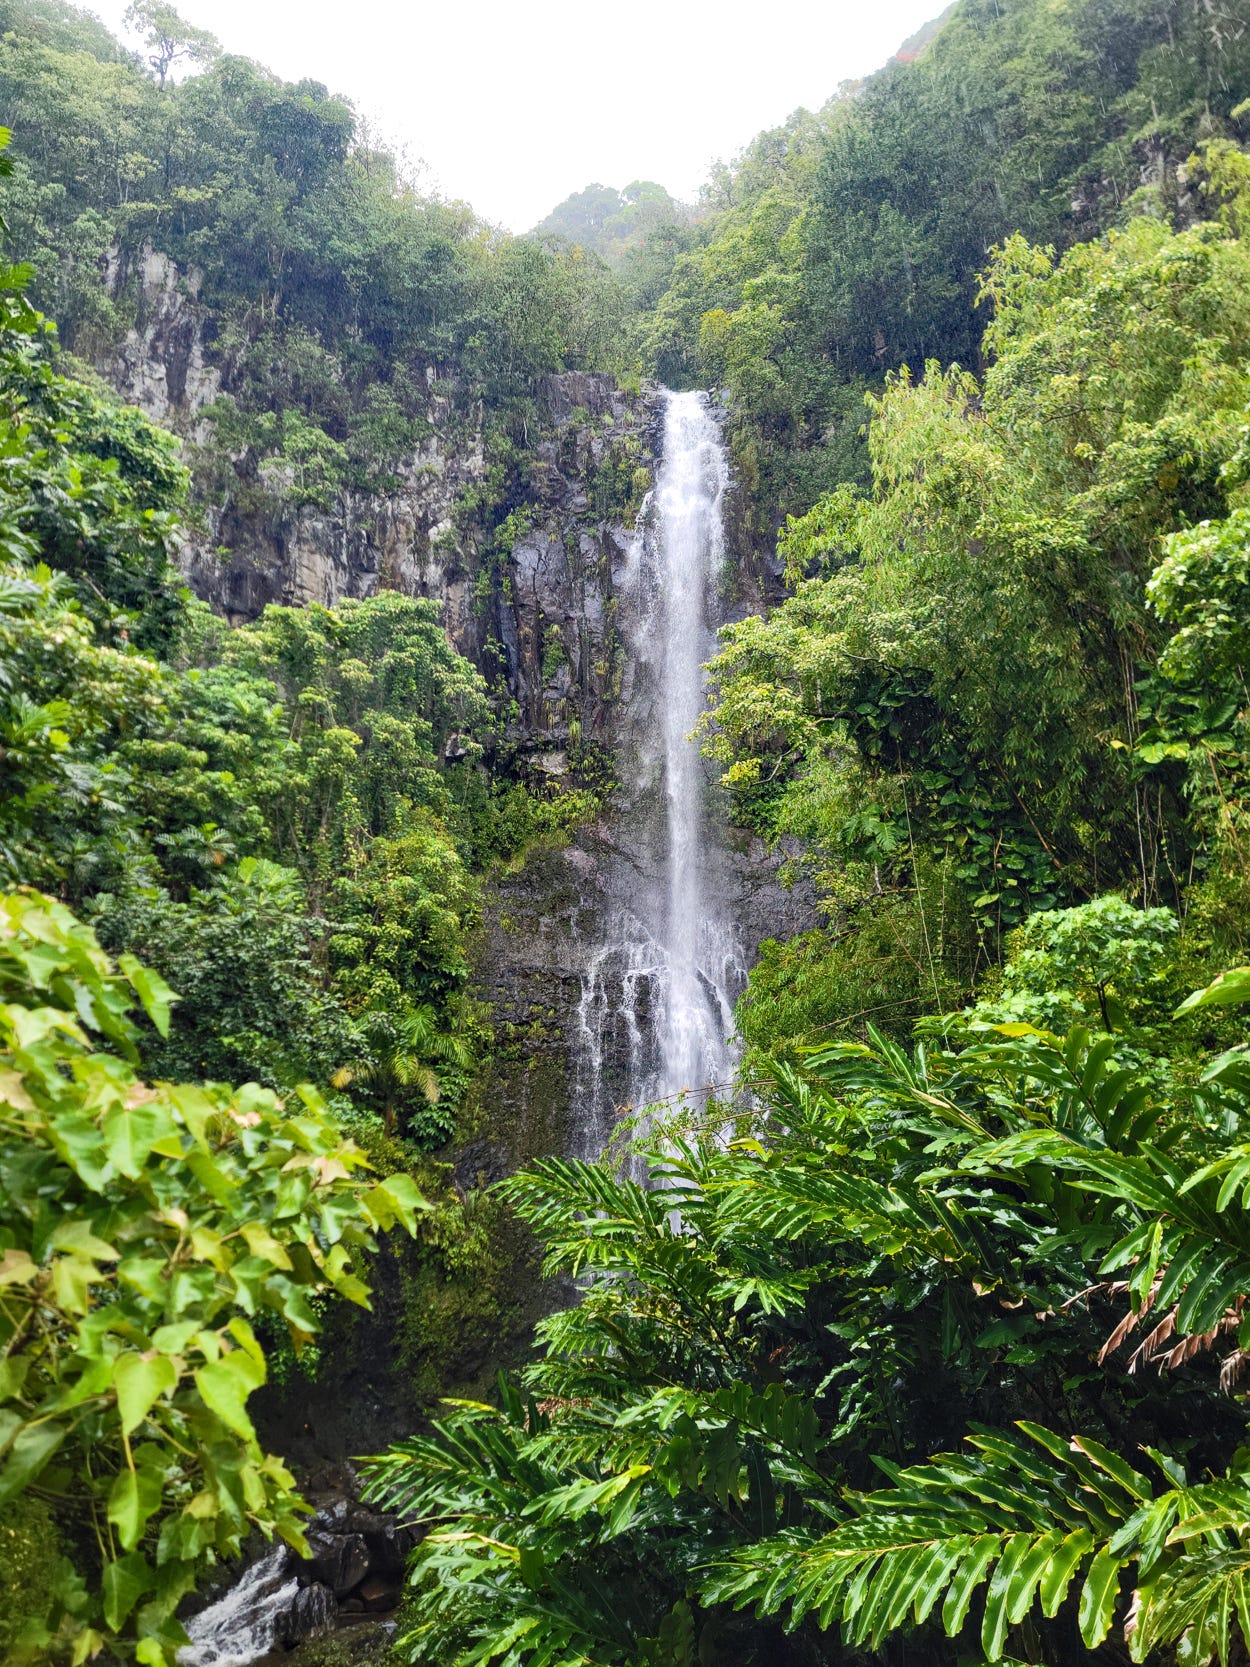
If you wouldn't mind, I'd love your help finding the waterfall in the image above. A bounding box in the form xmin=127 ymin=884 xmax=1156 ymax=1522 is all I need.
xmin=178 ymin=1546 xmax=303 ymax=1666
xmin=574 ymin=390 xmax=746 ymax=1149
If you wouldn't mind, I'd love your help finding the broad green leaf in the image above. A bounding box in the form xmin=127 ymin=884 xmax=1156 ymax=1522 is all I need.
xmin=49 ymin=1219 xmax=118 ymax=1260
xmin=108 ymin=1463 xmax=165 ymax=1549
xmin=151 ymin=1321 xmax=199 ymax=1354
xmin=102 ymin=1551 xmax=152 ymax=1631
xmin=1175 ymin=968 xmax=1250 ymax=1016
xmin=0 ymin=1419 xmax=66 ymax=1502
xmin=0 ymin=1247 xmax=37 ymax=1285
xmin=118 ymin=954 xmax=177 ymax=1037
xmin=115 ymin=1353 xmax=177 ymax=1436
xmin=194 ymin=1349 xmax=264 ymax=1440
xmin=165 ymin=1083 xmax=217 ymax=1148
xmin=51 ymin=1254 xmax=98 ymax=1314
xmin=0 ymin=1356 xmax=30 ymax=1400
xmin=239 ymin=1221 xmax=293 ymax=1270
xmin=103 ymin=1101 xmax=177 ymax=1179
xmin=1070 ymin=1437 xmax=1152 ymax=1502
xmin=366 ymin=1174 xmax=429 ymax=1236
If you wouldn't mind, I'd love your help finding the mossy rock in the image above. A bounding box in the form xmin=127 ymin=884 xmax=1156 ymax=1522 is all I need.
xmin=0 ymin=1495 xmax=62 ymax=1657
xmin=272 ymin=1620 xmax=399 ymax=1666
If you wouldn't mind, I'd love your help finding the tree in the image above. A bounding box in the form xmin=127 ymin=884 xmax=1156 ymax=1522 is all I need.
xmin=122 ymin=0 xmax=218 ymax=89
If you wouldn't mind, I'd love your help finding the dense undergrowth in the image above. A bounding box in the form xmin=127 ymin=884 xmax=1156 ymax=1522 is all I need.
xmin=0 ymin=104 xmax=592 ymax=1658
xmin=359 ymin=8 xmax=1250 ymax=1666
xmin=4 ymin=0 xmax=1250 ymax=1663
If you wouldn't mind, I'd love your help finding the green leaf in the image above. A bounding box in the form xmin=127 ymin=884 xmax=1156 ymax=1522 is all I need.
xmin=115 ymin=1353 xmax=177 ymax=1436
xmin=0 ymin=1356 xmax=30 ymax=1401
xmin=118 ymin=954 xmax=177 ymax=1038
xmin=102 ymin=1551 xmax=152 ymax=1631
xmin=942 ymin=1535 xmax=1001 ymax=1637
xmin=517 ymin=1544 xmax=546 ymax=1590
xmin=367 ymin=1174 xmax=428 ymax=1236
xmin=1175 ymin=968 xmax=1250 ymax=1017
xmin=194 ymin=1349 xmax=264 ymax=1440
xmin=983 ymin=1533 xmax=1032 ymax=1659
xmin=51 ymin=1253 xmax=98 ymax=1314
xmin=0 ymin=1419 xmax=66 ymax=1503
xmin=1006 ymin=1528 xmax=1064 ymax=1625
xmin=1078 ymin=1547 xmax=1122 ymax=1648
xmin=49 ymin=1219 xmax=119 ymax=1260
xmin=103 ymin=1101 xmax=177 ymax=1179
xmin=108 ymin=1464 xmax=165 ymax=1550
xmin=0 ymin=1248 xmax=37 ymax=1286
xmin=238 ymin=1221 xmax=294 ymax=1270
xmin=1039 ymin=1528 xmax=1093 ymax=1617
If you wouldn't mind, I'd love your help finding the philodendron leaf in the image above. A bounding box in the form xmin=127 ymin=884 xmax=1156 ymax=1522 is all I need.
xmin=115 ymin=1353 xmax=178 ymax=1436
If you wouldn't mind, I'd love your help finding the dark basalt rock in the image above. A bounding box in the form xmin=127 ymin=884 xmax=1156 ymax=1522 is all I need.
xmin=279 ymin=1583 xmax=337 ymax=1647
xmin=300 ymin=1530 xmax=370 ymax=1597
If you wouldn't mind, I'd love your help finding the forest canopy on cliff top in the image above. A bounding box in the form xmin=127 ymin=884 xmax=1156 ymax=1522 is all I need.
xmin=4 ymin=0 xmax=1250 ymax=1665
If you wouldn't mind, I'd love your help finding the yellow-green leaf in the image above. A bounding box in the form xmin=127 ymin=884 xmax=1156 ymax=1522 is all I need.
xmin=115 ymin=1352 xmax=177 ymax=1436
xmin=1078 ymin=1548 xmax=1122 ymax=1648
xmin=195 ymin=1349 xmax=264 ymax=1439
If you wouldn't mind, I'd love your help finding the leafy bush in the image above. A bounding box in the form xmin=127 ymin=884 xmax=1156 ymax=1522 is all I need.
xmin=0 ymin=890 xmax=425 ymax=1663
xmin=364 ymin=966 xmax=1250 ymax=1667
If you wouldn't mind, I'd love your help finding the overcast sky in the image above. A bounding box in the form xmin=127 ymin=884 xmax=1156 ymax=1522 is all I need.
xmin=86 ymin=0 xmax=945 ymax=230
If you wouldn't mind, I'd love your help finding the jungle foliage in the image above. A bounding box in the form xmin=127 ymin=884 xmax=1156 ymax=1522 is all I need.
xmin=364 ymin=951 xmax=1250 ymax=1667
xmin=0 ymin=149 xmax=580 ymax=1136
xmin=359 ymin=18 xmax=1250 ymax=1667
xmin=6 ymin=1 xmax=1250 ymax=1665
xmin=640 ymin=0 xmax=1250 ymax=528
xmin=708 ymin=177 xmax=1250 ymax=1055
xmin=0 ymin=893 xmax=425 ymax=1664
xmin=0 ymin=0 xmax=634 ymax=549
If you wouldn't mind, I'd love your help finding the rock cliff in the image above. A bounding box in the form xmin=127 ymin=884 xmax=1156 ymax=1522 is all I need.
xmin=93 ymin=245 xmax=662 ymax=761
xmin=89 ymin=242 xmax=812 ymax=1476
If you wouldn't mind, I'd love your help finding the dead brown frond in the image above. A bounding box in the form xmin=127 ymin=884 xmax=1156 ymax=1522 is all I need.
xmin=1084 ymin=1275 xmax=1247 ymax=1387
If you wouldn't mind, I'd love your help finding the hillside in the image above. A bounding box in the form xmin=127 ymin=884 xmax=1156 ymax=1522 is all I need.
xmin=641 ymin=0 xmax=1250 ymax=524
xmin=3 ymin=1 xmax=1250 ymax=1665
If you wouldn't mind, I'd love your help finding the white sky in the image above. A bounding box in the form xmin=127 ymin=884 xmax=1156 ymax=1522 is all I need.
xmin=85 ymin=0 xmax=945 ymax=231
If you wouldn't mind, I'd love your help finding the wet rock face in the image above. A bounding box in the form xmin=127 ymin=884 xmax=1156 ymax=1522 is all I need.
xmin=97 ymin=247 xmax=221 ymax=431
xmin=92 ymin=246 xmax=659 ymax=755
xmin=465 ymin=822 xmax=819 ymax=1177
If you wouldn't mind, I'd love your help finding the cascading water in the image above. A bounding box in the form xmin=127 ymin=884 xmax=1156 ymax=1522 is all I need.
xmin=575 ymin=390 xmax=746 ymax=1149
xmin=178 ymin=1545 xmax=303 ymax=1666
xmin=172 ymin=391 xmax=750 ymax=1667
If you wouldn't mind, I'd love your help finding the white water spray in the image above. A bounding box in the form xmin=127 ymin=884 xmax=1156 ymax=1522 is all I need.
xmin=178 ymin=1546 xmax=302 ymax=1666
xmin=575 ymin=390 xmax=745 ymax=1144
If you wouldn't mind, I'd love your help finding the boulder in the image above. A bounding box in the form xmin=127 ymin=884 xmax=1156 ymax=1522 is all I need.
xmin=301 ymin=1528 xmax=370 ymax=1596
